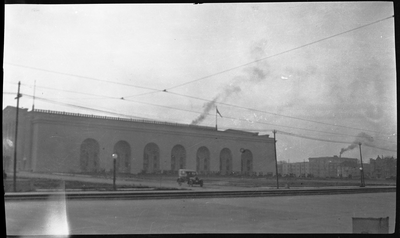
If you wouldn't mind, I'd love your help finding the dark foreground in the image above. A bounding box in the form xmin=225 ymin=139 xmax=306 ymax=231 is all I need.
xmin=5 ymin=192 xmax=396 ymax=235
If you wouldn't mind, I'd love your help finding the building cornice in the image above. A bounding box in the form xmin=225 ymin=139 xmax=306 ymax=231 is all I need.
xmin=30 ymin=109 xmax=274 ymax=143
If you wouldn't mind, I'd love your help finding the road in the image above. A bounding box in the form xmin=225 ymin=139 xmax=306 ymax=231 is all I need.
xmin=5 ymin=192 xmax=395 ymax=235
xmin=11 ymin=171 xmax=396 ymax=193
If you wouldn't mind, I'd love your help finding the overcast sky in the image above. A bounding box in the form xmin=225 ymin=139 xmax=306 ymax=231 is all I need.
xmin=3 ymin=3 xmax=397 ymax=162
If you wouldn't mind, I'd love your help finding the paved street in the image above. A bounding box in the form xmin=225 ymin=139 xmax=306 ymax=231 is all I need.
xmin=11 ymin=171 xmax=395 ymax=192
xmin=5 ymin=192 xmax=395 ymax=235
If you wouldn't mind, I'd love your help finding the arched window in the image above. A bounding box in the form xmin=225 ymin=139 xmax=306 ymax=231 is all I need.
xmin=143 ymin=143 xmax=160 ymax=173
xmin=241 ymin=149 xmax=253 ymax=175
xmin=80 ymin=138 xmax=100 ymax=172
xmin=196 ymin=146 xmax=210 ymax=174
xmin=113 ymin=140 xmax=131 ymax=173
xmin=171 ymin=145 xmax=186 ymax=171
xmin=220 ymin=148 xmax=232 ymax=175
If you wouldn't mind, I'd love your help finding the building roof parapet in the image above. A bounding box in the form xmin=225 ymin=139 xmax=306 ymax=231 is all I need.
xmin=223 ymin=129 xmax=260 ymax=136
xmin=29 ymin=108 xmax=273 ymax=140
xmin=32 ymin=108 xmax=218 ymax=131
xmin=4 ymin=107 xmax=269 ymax=138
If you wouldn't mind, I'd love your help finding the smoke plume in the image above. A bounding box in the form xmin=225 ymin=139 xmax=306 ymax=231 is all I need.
xmin=191 ymin=40 xmax=271 ymax=125
xmin=339 ymin=132 xmax=374 ymax=156
xmin=191 ymin=85 xmax=241 ymax=125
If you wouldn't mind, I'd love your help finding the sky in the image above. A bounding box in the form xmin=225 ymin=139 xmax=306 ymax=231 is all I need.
xmin=3 ymin=3 xmax=397 ymax=163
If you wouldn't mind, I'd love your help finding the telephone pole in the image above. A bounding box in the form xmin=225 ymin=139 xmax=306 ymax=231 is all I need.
xmin=358 ymin=143 xmax=365 ymax=187
xmin=13 ymin=82 xmax=22 ymax=192
xmin=273 ymin=130 xmax=279 ymax=189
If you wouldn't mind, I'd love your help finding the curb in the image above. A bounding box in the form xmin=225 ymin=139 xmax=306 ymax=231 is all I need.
xmin=5 ymin=186 xmax=396 ymax=201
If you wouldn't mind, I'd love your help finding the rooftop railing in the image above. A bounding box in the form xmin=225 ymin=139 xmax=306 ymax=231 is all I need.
xmin=33 ymin=109 xmax=215 ymax=131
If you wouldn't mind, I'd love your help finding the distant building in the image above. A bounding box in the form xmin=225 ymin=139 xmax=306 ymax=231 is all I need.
xmin=362 ymin=163 xmax=372 ymax=178
xmin=290 ymin=161 xmax=309 ymax=177
xmin=369 ymin=156 xmax=397 ymax=179
xmin=2 ymin=106 xmax=276 ymax=175
xmin=282 ymin=161 xmax=290 ymax=176
xmin=277 ymin=161 xmax=309 ymax=177
xmin=337 ymin=160 xmax=358 ymax=178
xmin=308 ymin=156 xmax=358 ymax=178
xmin=277 ymin=161 xmax=286 ymax=176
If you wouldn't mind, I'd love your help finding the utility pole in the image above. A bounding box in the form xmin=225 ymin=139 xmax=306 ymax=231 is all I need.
xmin=358 ymin=143 xmax=365 ymax=187
xmin=273 ymin=130 xmax=279 ymax=189
xmin=13 ymin=82 xmax=22 ymax=192
xmin=112 ymin=153 xmax=118 ymax=190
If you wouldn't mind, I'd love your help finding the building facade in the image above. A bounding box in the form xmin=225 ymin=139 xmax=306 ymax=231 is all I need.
xmin=277 ymin=161 xmax=309 ymax=177
xmin=2 ymin=107 xmax=276 ymax=175
xmin=336 ymin=160 xmax=359 ymax=178
xmin=369 ymin=156 xmax=397 ymax=179
xmin=277 ymin=161 xmax=285 ymax=176
xmin=308 ymin=156 xmax=359 ymax=178
xmin=290 ymin=161 xmax=309 ymax=177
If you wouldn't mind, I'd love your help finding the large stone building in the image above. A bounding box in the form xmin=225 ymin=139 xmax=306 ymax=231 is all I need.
xmin=2 ymin=106 xmax=276 ymax=175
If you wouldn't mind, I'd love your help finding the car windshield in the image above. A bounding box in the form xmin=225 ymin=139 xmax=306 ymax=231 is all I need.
xmin=3 ymin=2 xmax=397 ymax=236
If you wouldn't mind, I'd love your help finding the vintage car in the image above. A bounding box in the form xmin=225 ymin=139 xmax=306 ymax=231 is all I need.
xmin=177 ymin=169 xmax=203 ymax=187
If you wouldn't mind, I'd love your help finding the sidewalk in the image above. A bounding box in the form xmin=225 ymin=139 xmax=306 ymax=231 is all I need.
xmin=11 ymin=171 xmax=396 ymax=192
xmin=13 ymin=171 xmax=243 ymax=191
xmin=10 ymin=171 xmax=293 ymax=191
xmin=15 ymin=171 xmax=183 ymax=189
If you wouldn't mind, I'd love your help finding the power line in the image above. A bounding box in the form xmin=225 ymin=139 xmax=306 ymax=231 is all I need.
xmin=7 ymin=92 xmax=203 ymax=123
xmin=5 ymin=91 xmax=352 ymax=138
xmin=4 ymin=90 xmax=396 ymax=144
xmin=277 ymin=130 xmax=397 ymax=152
xmin=4 ymin=62 xmax=156 ymax=92
xmin=7 ymin=81 xmax=395 ymax=138
xmin=5 ymin=82 xmax=120 ymax=101
xmin=6 ymin=15 xmax=393 ymax=100
xmin=123 ymin=90 xmax=165 ymax=98
xmin=6 ymin=95 xmax=397 ymax=155
xmin=277 ymin=130 xmax=355 ymax=144
xmin=12 ymin=82 xmax=117 ymax=100
xmin=215 ymin=115 xmax=395 ymax=144
xmin=361 ymin=144 xmax=397 ymax=152
xmin=162 ymin=91 xmax=395 ymax=137
xmin=6 ymin=93 xmax=397 ymax=153
xmin=165 ymin=15 xmax=394 ymax=91
xmin=20 ymin=94 xmax=159 ymax=121
xmin=217 ymin=126 xmax=397 ymax=152
xmin=3 ymin=15 xmax=395 ymax=137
